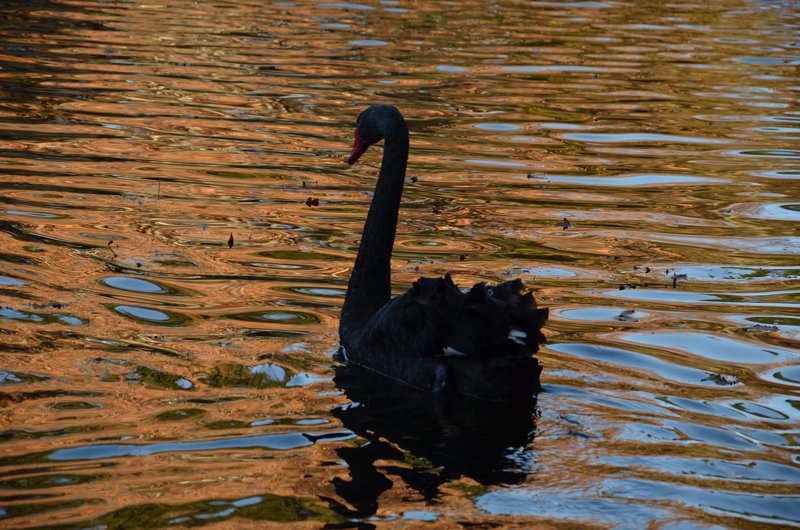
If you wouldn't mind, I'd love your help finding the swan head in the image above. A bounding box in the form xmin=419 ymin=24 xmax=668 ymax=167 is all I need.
xmin=347 ymin=104 xmax=406 ymax=165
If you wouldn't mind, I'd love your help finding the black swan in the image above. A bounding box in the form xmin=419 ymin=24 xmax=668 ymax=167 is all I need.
xmin=339 ymin=104 xmax=548 ymax=401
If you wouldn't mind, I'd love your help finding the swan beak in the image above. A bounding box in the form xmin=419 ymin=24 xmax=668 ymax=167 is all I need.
xmin=347 ymin=128 xmax=368 ymax=165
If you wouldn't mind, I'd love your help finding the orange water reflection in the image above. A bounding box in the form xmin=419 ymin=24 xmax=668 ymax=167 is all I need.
xmin=1 ymin=0 xmax=799 ymax=527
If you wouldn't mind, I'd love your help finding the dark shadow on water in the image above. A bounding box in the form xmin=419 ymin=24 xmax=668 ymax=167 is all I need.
xmin=325 ymin=364 xmax=536 ymax=526
xmin=0 ymin=1 xmax=108 ymax=101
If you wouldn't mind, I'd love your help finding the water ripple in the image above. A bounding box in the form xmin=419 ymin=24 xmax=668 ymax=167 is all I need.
xmin=1 ymin=0 xmax=798 ymax=527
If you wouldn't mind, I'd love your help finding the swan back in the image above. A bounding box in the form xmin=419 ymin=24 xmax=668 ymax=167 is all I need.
xmin=357 ymin=274 xmax=547 ymax=360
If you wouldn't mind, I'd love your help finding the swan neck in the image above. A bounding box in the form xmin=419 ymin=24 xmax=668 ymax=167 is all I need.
xmin=340 ymin=125 xmax=409 ymax=345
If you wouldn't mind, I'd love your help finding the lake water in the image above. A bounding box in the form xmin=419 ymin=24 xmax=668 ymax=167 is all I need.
xmin=1 ymin=0 xmax=799 ymax=528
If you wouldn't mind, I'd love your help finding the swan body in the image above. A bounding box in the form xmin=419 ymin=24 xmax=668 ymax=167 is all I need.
xmin=339 ymin=105 xmax=547 ymax=401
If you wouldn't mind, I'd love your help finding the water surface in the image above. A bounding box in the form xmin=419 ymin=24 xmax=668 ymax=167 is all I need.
xmin=1 ymin=0 xmax=799 ymax=528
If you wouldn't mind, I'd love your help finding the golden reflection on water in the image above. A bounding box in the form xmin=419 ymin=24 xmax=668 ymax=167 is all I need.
xmin=1 ymin=0 xmax=799 ymax=528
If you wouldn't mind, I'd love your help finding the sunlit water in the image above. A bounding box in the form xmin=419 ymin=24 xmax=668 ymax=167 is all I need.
xmin=1 ymin=0 xmax=799 ymax=528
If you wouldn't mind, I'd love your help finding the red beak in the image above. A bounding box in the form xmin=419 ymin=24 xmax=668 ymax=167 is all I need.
xmin=347 ymin=127 xmax=368 ymax=165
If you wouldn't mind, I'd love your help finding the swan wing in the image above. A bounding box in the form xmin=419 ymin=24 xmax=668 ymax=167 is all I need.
xmin=359 ymin=274 xmax=547 ymax=358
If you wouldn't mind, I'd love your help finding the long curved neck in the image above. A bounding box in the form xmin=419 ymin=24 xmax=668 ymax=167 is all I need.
xmin=340 ymin=124 xmax=409 ymax=346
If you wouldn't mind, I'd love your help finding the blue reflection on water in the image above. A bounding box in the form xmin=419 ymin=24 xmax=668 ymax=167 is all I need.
xmin=49 ymin=430 xmax=355 ymax=461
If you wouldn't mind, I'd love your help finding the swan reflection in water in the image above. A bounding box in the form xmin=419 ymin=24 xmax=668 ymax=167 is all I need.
xmin=325 ymin=364 xmax=537 ymax=520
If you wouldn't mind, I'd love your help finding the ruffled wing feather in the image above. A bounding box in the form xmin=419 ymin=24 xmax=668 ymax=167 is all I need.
xmin=359 ymin=274 xmax=548 ymax=359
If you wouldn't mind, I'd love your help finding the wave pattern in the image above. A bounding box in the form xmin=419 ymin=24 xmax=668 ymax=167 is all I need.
xmin=0 ymin=0 xmax=798 ymax=527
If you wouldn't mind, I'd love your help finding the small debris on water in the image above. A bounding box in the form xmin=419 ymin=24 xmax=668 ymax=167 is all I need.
xmin=614 ymin=309 xmax=639 ymax=322
xmin=228 ymin=233 xmax=234 ymax=248
xmin=671 ymin=273 xmax=688 ymax=288
xmin=526 ymin=173 xmax=549 ymax=182
xmin=739 ymin=324 xmax=779 ymax=332
xmin=305 ymin=197 xmax=319 ymax=207
xmin=702 ymin=372 xmax=737 ymax=386
xmin=30 ymin=302 xmax=65 ymax=310
xmin=459 ymin=254 xmax=467 ymax=261
xmin=555 ymin=217 xmax=571 ymax=230
xmin=406 ymin=175 xmax=419 ymax=183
